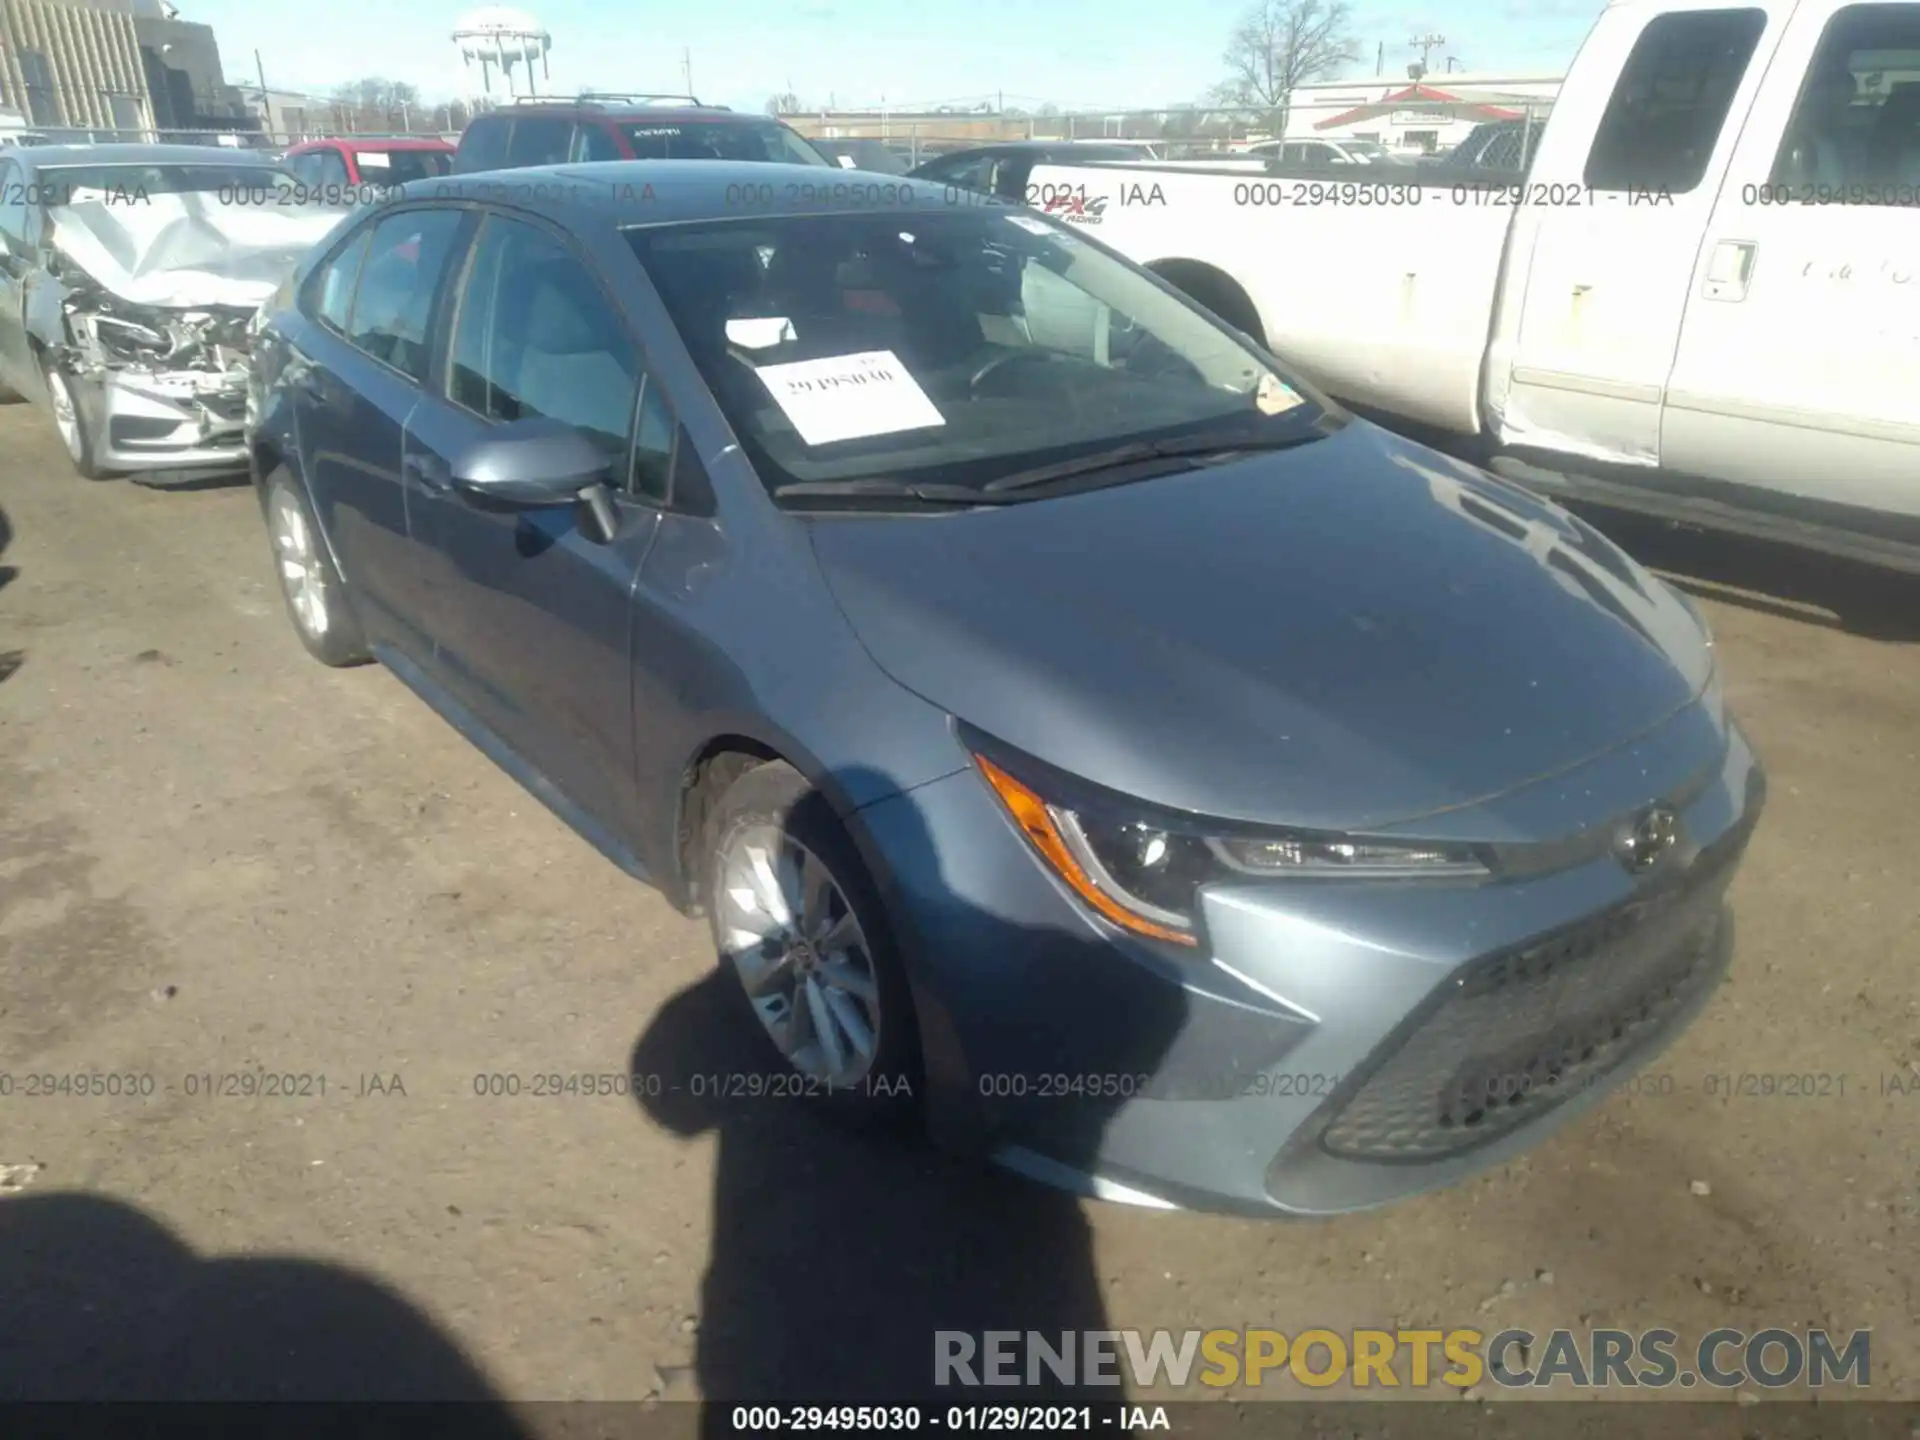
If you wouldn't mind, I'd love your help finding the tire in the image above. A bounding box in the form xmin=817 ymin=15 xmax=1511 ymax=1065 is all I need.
xmin=263 ymin=468 xmax=370 ymax=667
xmin=703 ymin=760 xmax=920 ymax=1128
xmin=41 ymin=358 xmax=110 ymax=480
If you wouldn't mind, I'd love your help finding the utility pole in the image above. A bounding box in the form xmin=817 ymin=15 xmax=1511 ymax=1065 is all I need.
xmin=682 ymin=47 xmax=694 ymax=97
xmin=253 ymin=48 xmax=269 ymax=136
xmin=1408 ymin=32 xmax=1447 ymax=76
xmin=1375 ymin=41 xmax=1384 ymax=76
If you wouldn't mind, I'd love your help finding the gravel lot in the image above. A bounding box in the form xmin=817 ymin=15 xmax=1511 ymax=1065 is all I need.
xmin=0 ymin=398 xmax=1915 ymax=1419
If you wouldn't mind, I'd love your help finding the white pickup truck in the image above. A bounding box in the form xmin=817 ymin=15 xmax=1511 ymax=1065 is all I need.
xmin=1005 ymin=0 xmax=1920 ymax=571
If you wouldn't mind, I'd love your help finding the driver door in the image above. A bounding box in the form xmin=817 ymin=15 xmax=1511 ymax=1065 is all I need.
xmin=403 ymin=210 xmax=663 ymax=827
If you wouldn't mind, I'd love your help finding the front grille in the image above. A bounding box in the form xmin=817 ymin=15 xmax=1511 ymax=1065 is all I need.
xmin=1317 ymin=844 xmax=1739 ymax=1163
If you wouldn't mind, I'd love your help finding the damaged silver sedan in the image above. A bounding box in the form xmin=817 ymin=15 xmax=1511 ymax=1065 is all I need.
xmin=0 ymin=144 xmax=348 ymax=479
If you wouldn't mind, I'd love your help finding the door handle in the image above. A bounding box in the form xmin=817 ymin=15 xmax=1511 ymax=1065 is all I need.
xmin=1701 ymin=240 xmax=1756 ymax=303
xmin=402 ymin=453 xmax=452 ymax=493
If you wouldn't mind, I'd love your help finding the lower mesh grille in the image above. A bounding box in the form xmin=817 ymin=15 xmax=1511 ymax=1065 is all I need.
xmin=1317 ymin=848 xmax=1737 ymax=1163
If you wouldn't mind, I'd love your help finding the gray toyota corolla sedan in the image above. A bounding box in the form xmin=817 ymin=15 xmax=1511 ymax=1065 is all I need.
xmin=245 ymin=162 xmax=1764 ymax=1216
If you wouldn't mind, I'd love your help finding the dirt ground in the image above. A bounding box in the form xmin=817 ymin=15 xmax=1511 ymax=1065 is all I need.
xmin=1 ymin=398 xmax=1915 ymax=1419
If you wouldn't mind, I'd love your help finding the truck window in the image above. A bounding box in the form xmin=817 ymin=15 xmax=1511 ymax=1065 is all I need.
xmin=505 ymin=117 xmax=573 ymax=167
xmin=456 ymin=116 xmax=509 ymax=172
xmin=1770 ymin=3 xmax=1920 ymax=198
xmin=1584 ymin=8 xmax=1768 ymax=193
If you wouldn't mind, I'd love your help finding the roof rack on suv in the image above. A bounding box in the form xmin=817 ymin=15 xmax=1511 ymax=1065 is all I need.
xmin=511 ymin=92 xmax=716 ymax=108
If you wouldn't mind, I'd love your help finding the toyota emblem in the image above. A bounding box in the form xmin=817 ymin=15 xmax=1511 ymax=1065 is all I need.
xmin=1615 ymin=806 xmax=1680 ymax=874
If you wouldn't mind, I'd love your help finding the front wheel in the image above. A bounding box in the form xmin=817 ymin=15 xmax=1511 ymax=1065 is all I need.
xmin=264 ymin=469 xmax=370 ymax=667
xmin=704 ymin=760 xmax=920 ymax=1126
xmin=42 ymin=359 xmax=109 ymax=480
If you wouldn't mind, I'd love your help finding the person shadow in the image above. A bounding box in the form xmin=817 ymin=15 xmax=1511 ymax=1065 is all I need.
xmin=631 ymin=763 xmax=1190 ymax=1428
xmin=0 ymin=1190 xmax=530 ymax=1431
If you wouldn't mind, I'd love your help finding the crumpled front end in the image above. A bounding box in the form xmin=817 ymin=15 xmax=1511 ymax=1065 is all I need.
xmin=58 ymin=288 xmax=255 ymax=468
xmin=37 ymin=193 xmax=343 ymax=473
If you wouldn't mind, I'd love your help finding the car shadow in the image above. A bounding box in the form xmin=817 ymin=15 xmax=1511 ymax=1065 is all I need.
xmin=630 ymin=764 xmax=1188 ymax=1429
xmin=130 ymin=467 xmax=254 ymax=493
xmin=1571 ymin=509 xmax=1920 ymax=643
xmin=0 ymin=1191 xmax=529 ymax=1424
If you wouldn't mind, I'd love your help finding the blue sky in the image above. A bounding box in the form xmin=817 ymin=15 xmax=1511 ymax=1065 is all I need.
xmin=200 ymin=0 xmax=1604 ymax=112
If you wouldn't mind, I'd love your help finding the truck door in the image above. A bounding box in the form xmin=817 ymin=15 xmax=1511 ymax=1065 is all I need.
xmin=1660 ymin=0 xmax=1920 ymax=518
xmin=1487 ymin=2 xmax=1783 ymax=466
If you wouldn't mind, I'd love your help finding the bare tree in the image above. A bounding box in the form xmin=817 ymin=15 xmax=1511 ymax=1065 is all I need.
xmin=329 ymin=76 xmax=427 ymax=132
xmin=1212 ymin=0 xmax=1360 ymax=135
xmin=765 ymin=91 xmax=803 ymax=115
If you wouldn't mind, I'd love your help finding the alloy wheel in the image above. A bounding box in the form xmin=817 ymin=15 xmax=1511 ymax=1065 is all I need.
xmin=46 ymin=370 xmax=82 ymax=461
xmin=270 ymin=489 xmax=329 ymax=639
xmin=716 ymin=824 xmax=882 ymax=1087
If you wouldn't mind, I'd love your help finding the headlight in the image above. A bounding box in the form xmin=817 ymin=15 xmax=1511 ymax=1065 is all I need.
xmin=970 ymin=747 xmax=1489 ymax=948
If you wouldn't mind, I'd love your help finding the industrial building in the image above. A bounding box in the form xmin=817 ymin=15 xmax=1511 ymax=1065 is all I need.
xmin=0 ymin=0 xmax=255 ymax=138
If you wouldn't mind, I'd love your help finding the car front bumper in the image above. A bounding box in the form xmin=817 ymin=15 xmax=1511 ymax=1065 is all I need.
xmin=89 ymin=368 xmax=251 ymax=471
xmin=857 ymin=694 xmax=1764 ymax=1216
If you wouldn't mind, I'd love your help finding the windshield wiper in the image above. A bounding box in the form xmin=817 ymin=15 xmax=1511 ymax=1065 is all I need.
xmin=772 ymin=478 xmax=1026 ymax=505
xmin=982 ymin=428 xmax=1325 ymax=494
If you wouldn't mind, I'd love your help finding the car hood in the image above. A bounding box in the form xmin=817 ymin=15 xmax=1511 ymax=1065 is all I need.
xmin=807 ymin=424 xmax=1714 ymax=833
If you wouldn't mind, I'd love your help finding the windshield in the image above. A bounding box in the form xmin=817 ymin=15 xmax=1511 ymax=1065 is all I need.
xmin=37 ymin=163 xmax=296 ymax=205
xmin=626 ymin=209 xmax=1326 ymax=500
xmin=1345 ymin=141 xmax=1391 ymax=160
xmin=620 ymin=121 xmax=831 ymax=166
xmin=354 ymin=149 xmax=452 ymax=184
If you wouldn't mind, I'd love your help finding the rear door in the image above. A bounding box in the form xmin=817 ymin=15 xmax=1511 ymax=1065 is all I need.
xmin=1660 ymin=0 xmax=1920 ymax=518
xmin=1489 ymin=3 xmax=1784 ymax=465
xmin=402 ymin=210 xmax=663 ymax=824
xmin=288 ymin=205 xmax=470 ymax=658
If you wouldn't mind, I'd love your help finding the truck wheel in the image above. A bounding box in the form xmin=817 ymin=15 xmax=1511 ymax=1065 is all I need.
xmin=703 ymin=760 xmax=921 ymax=1129
xmin=41 ymin=360 xmax=110 ymax=480
xmin=264 ymin=467 xmax=371 ymax=667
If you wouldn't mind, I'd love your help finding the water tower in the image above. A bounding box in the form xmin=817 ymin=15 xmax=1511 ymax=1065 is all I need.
xmin=453 ymin=7 xmax=552 ymax=97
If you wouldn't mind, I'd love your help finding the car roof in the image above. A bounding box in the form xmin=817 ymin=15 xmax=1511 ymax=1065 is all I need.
xmin=291 ymin=136 xmax=454 ymax=152
xmin=400 ymin=160 xmax=960 ymax=225
xmin=10 ymin=143 xmax=284 ymax=170
xmin=473 ymin=105 xmax=772 ymax=126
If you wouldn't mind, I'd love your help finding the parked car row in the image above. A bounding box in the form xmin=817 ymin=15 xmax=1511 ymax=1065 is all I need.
xmin=1 ymin=67 xmax=1770 ymax=1218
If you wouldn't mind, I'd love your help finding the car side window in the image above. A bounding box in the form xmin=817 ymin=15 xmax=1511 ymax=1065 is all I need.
xmin=317 ymin=149 xmax=351 ymax=188
xmin=446 ymin=215 xmax=638 ymax=459
xmin=1770 ymin=3 xmax=1920 ymax=198
xmin=343 ymin=208 xmax=467 ymax=381
xmin=572 ymin=123 xmax=622 ymax=162
xmin=457 ymin=117 xmax=510 ymax=172
xmin=1584 ymin=8 xmax=1768 ymax=193
xmin=933 ymin=154 xmax=995 ymax=193
xmin=504 ymin=117 xmax=573 ymax=167
xmin=311 ymin=227 xmax=373 ymax=332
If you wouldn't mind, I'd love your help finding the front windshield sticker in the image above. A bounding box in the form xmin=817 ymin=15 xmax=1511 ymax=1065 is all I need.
xmin=1006 ymin=215 xmax=1053 ymax=236
xmin=358 ymin=151 xmax=392 ymax=168
xmin=1255 ymin=372 xmax=1306 ymax=416
xmin=726 ymin=316 xmax=798 ymax=349
xmin=755 ymin=349 xmax=946 ymax=447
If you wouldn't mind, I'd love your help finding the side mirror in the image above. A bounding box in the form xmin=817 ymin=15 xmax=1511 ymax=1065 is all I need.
xmin=448 ymin=418 xmax=612 ymax=507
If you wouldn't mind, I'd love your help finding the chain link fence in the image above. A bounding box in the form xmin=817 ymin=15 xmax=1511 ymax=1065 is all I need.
xmin=785 ymin=93 xmax=1557 ymax=169
xmin=3 ymin=91 xmax=1556 ymax=174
